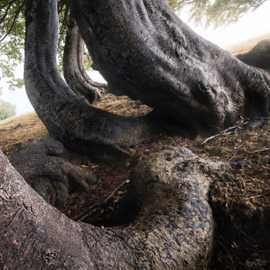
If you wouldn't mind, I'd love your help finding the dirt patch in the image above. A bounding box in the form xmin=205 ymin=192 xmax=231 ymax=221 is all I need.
xmin=64 ymin=157 xmax=136 ymax=226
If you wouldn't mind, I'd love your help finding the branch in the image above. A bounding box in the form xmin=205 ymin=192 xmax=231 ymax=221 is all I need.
xmin=0 ymin=0 xmax=25 ymax=43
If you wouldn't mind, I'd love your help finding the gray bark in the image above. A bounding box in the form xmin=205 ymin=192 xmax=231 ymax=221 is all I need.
xmin=63 ymin=19 xmax=108 ymax=103
xmin=73 ymin=0 xmax=270 ymax=134
xmin=8 ymin=136 xmax=97 ymax=209
xmin=0 ymin=146 xmax=215 ymax=269
xmin=24 ymin=0 xmax=157 ymax=160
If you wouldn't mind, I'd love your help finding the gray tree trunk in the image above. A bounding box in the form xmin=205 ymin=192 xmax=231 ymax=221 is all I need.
xmin=72 ymin=0 xmax=270 ymax=134
xmin=24 ymin=0 xmax=156 ymax=160
xmin=63 ymin=19 xmax=108 ymax=103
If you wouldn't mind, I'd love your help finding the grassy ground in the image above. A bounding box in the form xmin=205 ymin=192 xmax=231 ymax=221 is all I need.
xmin=0 ymin=112 xmax=47 ymax=154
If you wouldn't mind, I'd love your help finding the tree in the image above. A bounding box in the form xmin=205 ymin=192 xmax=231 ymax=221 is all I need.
xmin=0 ymin=89 xmax=16 ymax=121
xmin=0 ymin=0 xmax=106 ymax=102
xmin=0 ymin=99 xmax=15 ymax=120
xmin=1 ymin=0 xmax=270 ymax=269
xmin=63 ymin=18 xmax=108 ymax=103
xmin=72 ymin=0 xmax=270 ymax=133
xmin=0 ymin=0 xmax=268 ymax=91
xmin=0 ymin=0 xmax=25 ymax=89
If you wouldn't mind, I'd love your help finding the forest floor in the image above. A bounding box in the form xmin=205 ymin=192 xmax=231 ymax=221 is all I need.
xmin=0 ymin=94 xmax=270 ymax=269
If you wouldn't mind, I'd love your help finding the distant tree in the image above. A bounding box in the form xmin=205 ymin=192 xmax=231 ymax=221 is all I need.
xmin=0 ymin=99 xmax=15 ymax=120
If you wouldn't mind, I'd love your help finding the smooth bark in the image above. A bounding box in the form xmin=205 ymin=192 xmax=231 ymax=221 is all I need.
xmin=73 ymin=0 xmax=270 ymax=133
xmin=24 ymin=0 xmax=156 ymax=160
xmin=63 ymin=19 xmax=108 ymax=103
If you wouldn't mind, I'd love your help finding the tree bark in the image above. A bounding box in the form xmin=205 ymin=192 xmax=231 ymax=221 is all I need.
xmin=8 ymin=136 xmax=97 ymax=209
xmin=72 ymin=0 xmax=270 ymax=134
xmin=24 ymin=0 xmax=157 ymax=160
xmin=0 ymin=145 xmax=216 ymax=269
xmin=63 ymin=19 xmax=108 ymax=103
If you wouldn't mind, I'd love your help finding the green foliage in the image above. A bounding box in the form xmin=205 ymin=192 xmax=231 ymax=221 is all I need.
xmin=0 ymin=0 xmax=67 ymax=87
xmin=0 ymin=0 xmax=25 ymax=89
xmin=0 ymin=99 xmax=16 ymax=120
xmin=170 ymin=0 xmax=268 ymax=25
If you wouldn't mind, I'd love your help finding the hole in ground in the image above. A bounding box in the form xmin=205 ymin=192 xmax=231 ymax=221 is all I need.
xmin=61 ymin=159 xmax=142 ymax=227
xmin=70 ymin=179 xmax=141 ymax=227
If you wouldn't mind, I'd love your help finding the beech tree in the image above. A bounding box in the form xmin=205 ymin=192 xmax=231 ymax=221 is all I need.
xmin=1 ymin=0 xmax=270 ymax=269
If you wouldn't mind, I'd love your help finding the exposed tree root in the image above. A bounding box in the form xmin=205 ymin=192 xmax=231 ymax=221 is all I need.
xmin=8 ymin=137 xmax=97 ymax=209
xmin=0 ymin=145 xmax=217 ymax=269
xmin=1 ymin=113 xmax=270 ymax=269
xmin=25 ymin=0 xmax=161 ymax=161
xmin=73 ymin=0 xmax=270 ymax=134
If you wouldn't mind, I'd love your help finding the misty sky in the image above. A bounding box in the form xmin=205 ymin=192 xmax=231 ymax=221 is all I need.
xmin=1 ymin=2 xmax=270 ymax=116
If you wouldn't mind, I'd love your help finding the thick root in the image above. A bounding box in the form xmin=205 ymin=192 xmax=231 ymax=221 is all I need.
xmin=8 ymin=137 xmax=97 ymax=208
xmin=0 ymin=145 xmax=217 ymax=269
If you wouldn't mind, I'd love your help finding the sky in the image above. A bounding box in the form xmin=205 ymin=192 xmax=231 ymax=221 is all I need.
xmin=179 ymin=1 xmax=270 ymax=49
xmin=1 ymin=1 xmax=270 ymax=116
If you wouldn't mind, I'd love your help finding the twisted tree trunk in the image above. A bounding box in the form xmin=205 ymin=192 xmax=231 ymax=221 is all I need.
xmin=72 ymin=0 xmax=270 ymax=134
xmin=0 ymin=146 xmax=216 ymax=269
xmin=24 ymin=0 xmax=157 ymax=160
xmin=63 ymin=19 xmax=108 ymax=103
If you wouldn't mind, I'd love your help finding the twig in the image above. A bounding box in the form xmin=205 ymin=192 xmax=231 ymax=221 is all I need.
xmin=246 ymin=148 xmax=270 ymax=155
xmin=0 ymin=0 xmax=25 ymax=43
xmin=201 ymin=124 xmax=244 ymax=145
xmin=73 ymin=179 xmax=130 ymax=221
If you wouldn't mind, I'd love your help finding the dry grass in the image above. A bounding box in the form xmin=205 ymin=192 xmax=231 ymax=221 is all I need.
xmin=0 ymin=95 xmax=151 ymax=154
xmin=0 ymin=112 xmax=47 ymax=154
xmin=194 ymin=120 xmax=270 ymax=210
xmin=93 ymin=94 xmax=152 ymax=116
